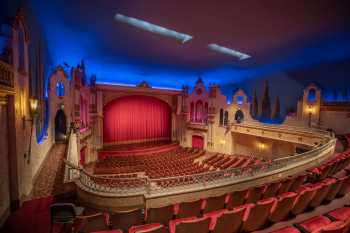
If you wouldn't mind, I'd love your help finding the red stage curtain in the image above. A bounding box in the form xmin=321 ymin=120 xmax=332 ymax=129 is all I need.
xmin=103 ymin=95 xmax=171 ymax=144
xmin=192 ymin=135 xmax=204 ymax=149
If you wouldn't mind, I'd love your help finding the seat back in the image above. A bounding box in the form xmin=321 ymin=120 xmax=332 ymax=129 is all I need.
xmin=50 ymin=203 xmax=76 ymax=224
xmin=309 ymin=180 xmax=334 ymax=208
xmin=269 ymin=192 xmax=297 ymax=223
xmin=262 ymin=182 xmax=280 ymax=199
xmin=227 ymin=190 xmax=246 ymax=210
xmin=242 ymin=198 xmax=275 ymax=232
xmin=325 ymin=177 xmax=345 ymax=201
xmin=176 ymin=199 xmax=202 ymax=218
xmin=338 ymin=175 xmax=350 ymax=196
xmin=277 ymin=178 xmax=294 ymax=195
xmin=320 ymin=220 xmax=350 ymax=233
xmin=212 ymin=207 xmax=245 ymax=233
xmin=110 ymin=209 xmax=143 ymax=232
xmin=175 ymin=217 xmax=210 ymax=233
xmin=245 ymin=186 xmax=264 ymax=204
xmin=202 ymin=195 xmax=226 ymax=214
xmin=291 ymin=188 xmax=315 ymax=215
xmin=146 ymin=205 xmax=174 ymax=225
xmin=289 ymin=175 xmax=306 ymax=192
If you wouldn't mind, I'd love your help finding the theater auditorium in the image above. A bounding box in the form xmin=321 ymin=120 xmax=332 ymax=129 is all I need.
xmin=1 ymin=1 xmax=350 ymax=233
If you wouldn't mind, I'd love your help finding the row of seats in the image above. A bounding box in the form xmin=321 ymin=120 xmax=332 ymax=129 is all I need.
xmin=202 ymin=153 xmax=260 ymax=170
xmin=272 ymin=207 xmax=350 ymax=233
xmin=76 ymin=174 xmax=350 ymax=233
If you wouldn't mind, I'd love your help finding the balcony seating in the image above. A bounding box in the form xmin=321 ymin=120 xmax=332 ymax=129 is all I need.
xmin=326 ymin=207 xmax=350 ymax=221
xmin=273 ymin=208 xmax=350 ymax=233
xmin=271 ymin=226 xmax=301 ymax=233
xmin=278 ymin=178 xmax=295 ymax=195
xmin=263 ymin=182 xmax=281 ymax=199
xmin=308 ymin=179 xmax=335 ymax=209
xmin=202 ymin=194 xmax=227 ymax=214
xmin=145 ymin=205 xmax=174 ymax=225
xmin=297 ymin=216 xmax=333 ymax=232
xmin=129 ymin=223 xmax=168 ymax=233
xmin=291 ymin=187 xmax=315 ymax=215
xmin=208 ymin=206 xmax=246 ymax=233
xmin=289 ymin=175 xmax=307 ymax=192
xmin=269 ymin=192 xmax=298 ymax=223
xmin=169 ymin=216 xmax=210 ymax=233
xmin=227 ymin=190 xmax=247 ymax=210
xmin=175 ymin=199 xmax=202 ymax=218
xmin=324 ymin=177 xmax=345 ymax=202
xmin=337 ymin=175 xmax=350 ymax=197
xmin=110 ymin=209 xmax=143 ymax=232
xmin=245 ymin=185 xmax=265 ymax=204
xmin=241 ymin=197 xmax=276 ymax=232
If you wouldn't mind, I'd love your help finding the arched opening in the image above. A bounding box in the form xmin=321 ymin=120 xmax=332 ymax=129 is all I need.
xmin=224 ymin=111 xmax=229 ymax=126
xmin=195 ymin=100 xmax=203 ymax=123
xmin=190 ymin=102 xmax=194 ymax=122
xmin=55 ymin=109 xmax=67 ymax=142
xmin=192 ymin=135 xmax=204 ymax=149
xmin=219 ymin=108 xmax=224 ymax=126
xmin=235 ymin=109 xmax=244 ymax=123
xmin=308 ymin=88 xmax=316 ymax=103
xmin=103 ymin=95 xmax=171 ymax=144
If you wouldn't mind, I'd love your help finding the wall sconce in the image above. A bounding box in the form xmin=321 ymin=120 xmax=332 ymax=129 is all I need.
xmin=24 ymin=97 xmax=39 ymax=164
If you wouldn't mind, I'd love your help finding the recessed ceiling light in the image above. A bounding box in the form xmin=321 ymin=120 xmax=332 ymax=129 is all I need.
xmin=208 ymin=43 xmax=251 ymax=60
xmin=114 ymin=13 xmax=193 ymax=43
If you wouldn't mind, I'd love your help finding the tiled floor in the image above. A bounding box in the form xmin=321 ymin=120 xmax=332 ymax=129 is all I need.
xmin=32 ymin=143 xmax=67 ymax=199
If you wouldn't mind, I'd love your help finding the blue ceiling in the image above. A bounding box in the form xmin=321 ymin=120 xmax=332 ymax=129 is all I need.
xmin=18 ymin=0 xmax=350 ymax=88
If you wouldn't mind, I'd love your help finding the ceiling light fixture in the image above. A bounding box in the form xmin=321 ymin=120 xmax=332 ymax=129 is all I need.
xmin=208 ymin=43 xmax=251 ymax=60
xmin=114 ymin=13 xmax=193 ymax=43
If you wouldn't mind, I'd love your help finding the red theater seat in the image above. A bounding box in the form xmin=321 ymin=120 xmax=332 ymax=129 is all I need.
xmin=242 ymin=197 xmax=276 ymax=232
xmin=209 ymin=206 xmax=246 ymax=233
xmin=169 ymin=216 xmax=210 ymax=233
xmin=176 ymin=199 xmax=202 ymax=218
xmin=271 ymin=226 xmax=301 ymax=233
xmin=129 ymin=223 xmax=168 ymax=233
xmin=297 ymin=216 xmax=332 ymax=233
xmin=245 ymin=185 xmax=265 ymax=204
xmin=262 ymin=182 xmax=281 ymax=199
xmin=326 ymin=207 xmax=350 ymax=221
xmin=309 ymin=180 xmax=334 ymax=209
xmin=278 ymin=178 xmax=295 ymax=195
xmin=269 ymin=192 xmax=298 ymax=223
xmin=92 ymin=230 xmax=123 ymax=233
xmin=202 ymin=194 xmax=226 ymax=214
xmin=145 ymin=205 xmax=174 ymax=225
xmin=319 ymin=220 xmax=350 ymax=233
xmin=289 ymin=175 xmax=307 ymax=192
xmin=324 ymin=177 xmax=345 ymax=202
xmin=227 ymin=190 xmax=246 ymax=210
xmin=337 ymin=175 xmax=350 ymax=197
xmin=291 ymin=187 xmax=315 ymax=215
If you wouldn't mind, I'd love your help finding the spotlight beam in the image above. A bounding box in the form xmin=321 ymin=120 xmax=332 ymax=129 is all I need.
xmin=114 ymin=13 xmax=193 ymax=43
xmin=208 ymin=43 xmax=251 ymax=60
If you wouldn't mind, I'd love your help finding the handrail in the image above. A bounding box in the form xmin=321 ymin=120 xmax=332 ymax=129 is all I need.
xmin=74 ymin=134 xmax=336 ymax=197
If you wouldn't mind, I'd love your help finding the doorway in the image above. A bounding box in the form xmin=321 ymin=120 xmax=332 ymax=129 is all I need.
xmin=55 ymin=109 xmax=67 ymax=142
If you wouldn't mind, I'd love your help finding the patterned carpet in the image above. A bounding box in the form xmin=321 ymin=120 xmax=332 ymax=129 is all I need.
xmin=32 ymin=143 xmax=67 ymax=199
